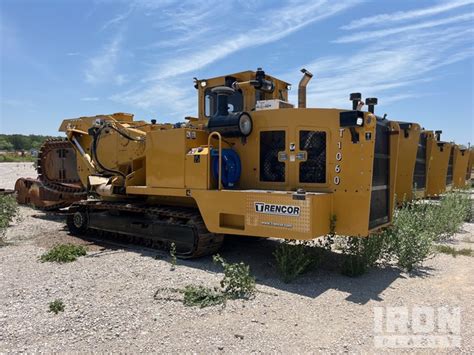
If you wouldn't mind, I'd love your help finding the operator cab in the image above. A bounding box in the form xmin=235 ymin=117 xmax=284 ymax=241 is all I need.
xmin=194 ymin=69 xmax=291 ymax=120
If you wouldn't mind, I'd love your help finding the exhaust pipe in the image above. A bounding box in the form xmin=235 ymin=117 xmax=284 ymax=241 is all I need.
xmin=365 ymin=97 xmax=378 ymax=114
xmin=298 ymin=68 xmax=313 ymax=108
xmin=350 ymin=93 xmax=362 ymax=110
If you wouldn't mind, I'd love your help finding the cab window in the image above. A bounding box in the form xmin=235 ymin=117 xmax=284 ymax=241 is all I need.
xmin=204 ymin=88 xmax=243 ymax=117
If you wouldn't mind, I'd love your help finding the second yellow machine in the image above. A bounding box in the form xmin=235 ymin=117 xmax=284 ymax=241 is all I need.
xmin=63 ymin=68 xmax=403 ymax=257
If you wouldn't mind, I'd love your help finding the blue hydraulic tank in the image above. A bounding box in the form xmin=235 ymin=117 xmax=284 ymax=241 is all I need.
xmin=211 ymin=149 xmax=241 ymax=188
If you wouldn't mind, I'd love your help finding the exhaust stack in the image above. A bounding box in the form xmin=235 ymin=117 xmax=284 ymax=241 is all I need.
xmin=350 ymin=93 xmax=362 ymax=110
xmin=298 ymin=68 xmax=313 ymax=108
xmin=365 ymin=97 xmax=378 ymax=114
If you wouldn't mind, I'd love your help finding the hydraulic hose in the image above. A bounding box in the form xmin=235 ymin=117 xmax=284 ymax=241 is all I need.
xmin=91 ymin=124 xmax=126 ymax=179
xmin=108 ymin=124 xmax=146 ymax=142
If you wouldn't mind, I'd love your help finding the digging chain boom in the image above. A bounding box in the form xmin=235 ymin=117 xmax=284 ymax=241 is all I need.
xmin=36 ymin=138 xmax=81 ymax=184
xmin=14 ymin=138 xmax=87 ymax=210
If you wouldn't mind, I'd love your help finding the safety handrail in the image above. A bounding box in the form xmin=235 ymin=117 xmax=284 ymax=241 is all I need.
xmin=207 ymin=131 xmax=223 ymax=190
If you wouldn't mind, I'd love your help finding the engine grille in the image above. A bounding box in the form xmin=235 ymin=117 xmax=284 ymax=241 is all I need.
xmin=413 ymin=132 xmax=427 ymax=189
xmin=299 ymin=131 xmax=326 ymax=183
xmin=260 ymin=131 xmax=285 ymax=182
xmin=369 ymin=120 xmax=390 ymax=229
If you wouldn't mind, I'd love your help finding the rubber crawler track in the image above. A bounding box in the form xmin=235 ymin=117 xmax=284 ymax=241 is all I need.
xmin=68 ymin=200 xmax=224 ymax=259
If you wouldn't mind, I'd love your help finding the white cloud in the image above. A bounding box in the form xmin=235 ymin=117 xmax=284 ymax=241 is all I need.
xmin=0 ymin=19 xmax=20 ymax=54
xmin=85 ymin=34 xmax=123 ymax=85
xmin=152 ymin=1 xmax=227 ymax=33
xmin=2 ymin=98 xmax=35 ymax=107
xmin=112 ymin=0 xmax=361 ymax=119
xmin=335 ymin=13 xmax=474 ymax=43
xmin=110 ymin=0 xmax=473 ymax=127
xmin=286 ymin=25 xmax=474 ymax=110
xmin=148 ymin=0 xmax=362 ymax=81
xmin=110 ymin=79 xmax=196 ymax=119
xmin=312 ymin=1 xmax=474 ymax=113
xmin=144 ymin=27 xmax=211 ymax=50
xmin=342 ymin=0 xmax=474 ymax=30
xmin=80 ymin=97 xmax=100 ymax=101
xmin=115 ymin=74 xmax=127 ymax=86
xmin=136 ymin=2 xmax=224 ymax=52
xmin=101 ymin=5 xmax=135 ymax=31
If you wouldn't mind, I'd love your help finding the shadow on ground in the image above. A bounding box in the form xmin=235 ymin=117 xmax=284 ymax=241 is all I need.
xmin=72 ymin=229 xmax=416 ymax=305
xmin=31 ymin=211 xmax=67 ymax=222
xmin=30 ymin=210 xmax=437 ymax=305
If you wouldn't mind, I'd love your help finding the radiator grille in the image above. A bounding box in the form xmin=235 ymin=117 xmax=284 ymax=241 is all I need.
xmin=299 ymin=131 xmax=326 ymax=183
xmin=446 ymin=147 xmax=453 ymax=185
xmin=260 ymin=131 xmax=285 ymax=182
xmin=369 ymin=120 xmax=390 ymax=229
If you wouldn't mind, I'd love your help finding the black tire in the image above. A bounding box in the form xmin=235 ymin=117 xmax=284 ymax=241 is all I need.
xmin=66 ymin=210 xmax=88 ymax=235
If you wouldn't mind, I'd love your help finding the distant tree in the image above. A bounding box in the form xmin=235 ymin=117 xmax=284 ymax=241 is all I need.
xmin=9 ymin=135 xmax=31 ymax=150
xmin=0 ymin=134 xmax=62 ymax=151
xmin=0 ymin=137 xmax=14 ymax=151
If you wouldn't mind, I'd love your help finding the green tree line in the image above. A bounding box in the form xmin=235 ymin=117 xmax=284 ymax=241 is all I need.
xmin=0 ymin=134 xmax=62 ymax=151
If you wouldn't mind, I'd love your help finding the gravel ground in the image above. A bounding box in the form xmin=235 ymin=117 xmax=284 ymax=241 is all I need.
xmin=0 ymin=162 xmax=36 ymax=190
xmin=0 ymin=162 xmax=473 ymax=353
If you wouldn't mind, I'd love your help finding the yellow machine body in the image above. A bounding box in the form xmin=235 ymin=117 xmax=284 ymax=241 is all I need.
xmin=413 ymin=130 xmax=433 ymax=199
xmin=394 ymin=122 xmax=421 ymax=203
xmin=128 ymin=109 xmax=399 ymax=238
xmin=467 ymin=148 xmax=474 ymax=185
xmin=425 ymin=134 xmax=453 ymax=197
xmin=445 ymin=143 xmax=455 ymax=192
xmin=452 ymin=145 xmax=470 ymax=188
xmin=61 ymin=70 xmax=401 ymax=242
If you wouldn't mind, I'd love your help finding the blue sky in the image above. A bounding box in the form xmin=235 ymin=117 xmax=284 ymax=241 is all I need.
xmin=1 ymin=0 xmax=473 ymax=144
